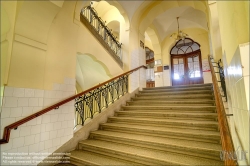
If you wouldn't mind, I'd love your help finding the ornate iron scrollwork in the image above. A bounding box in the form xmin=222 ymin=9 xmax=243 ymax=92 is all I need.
xmin=74 ymin=74 xmax=130 ymax=127
xmin=80 ymin=5 xmax=122 ymax=60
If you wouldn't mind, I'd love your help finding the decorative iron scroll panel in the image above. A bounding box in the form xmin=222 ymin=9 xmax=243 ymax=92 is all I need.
xmin=75 ymin=75 xmax=128 ymax=126
xmin=81 ymin=6 xmax=122 ymax=60
xmin=210 ymin=57 xmax=227 ymax=102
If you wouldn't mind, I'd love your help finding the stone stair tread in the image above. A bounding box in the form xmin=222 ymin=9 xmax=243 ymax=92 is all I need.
xmin=128 ymin=100 xmax=215 ymax=103
xmin=133 ymin=96 xmax=214 ymax=100
xmin=127 ymin=101 xmax=215 ymax=106
xmin=79 ymin=139 xmax=222 ymax=165
xmin=119 ymin=109 xmax=216 ymax=113
xmin=68 ymin=150 xmax=136 ymax=165
xmin=122 ymin=105 xmax=216 ymax=110
xmin=117 ymin=111 xmax=217 ymax=117
xmin=123 ymin=105 xmax=216 ymax=108
xmin=136 ymin=93 xmax=214 ymax=99
xmin=142 ymin=87 xmax=212 ymax=92
xmin=101 ymin=122 xmax=220 ymax=137
xmin=143 ymin=83 xmax=212 ymax=90
xmin=90 ymin=130 xmax=222 ymax=152
xmin=137 ymin=93 xmax=213 ymax=96
xmin=109 ymin=116 xmax=218 ymax=125
xmin=139 ymin=90 xmax=213 ymax=94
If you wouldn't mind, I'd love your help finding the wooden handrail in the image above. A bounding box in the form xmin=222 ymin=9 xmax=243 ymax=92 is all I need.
xmin=208 ymin=55 xmax=236 ymax=166
xmin=0 ymin=65 xmax=146 ymax=144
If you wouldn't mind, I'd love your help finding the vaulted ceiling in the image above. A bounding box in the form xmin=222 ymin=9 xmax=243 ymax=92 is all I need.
xmin=92 ymin=0 xmax=209 ymax=43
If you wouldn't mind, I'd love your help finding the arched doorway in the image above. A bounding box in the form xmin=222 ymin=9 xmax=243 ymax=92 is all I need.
xmin=170 ymin=38 xmax=204 ymax=86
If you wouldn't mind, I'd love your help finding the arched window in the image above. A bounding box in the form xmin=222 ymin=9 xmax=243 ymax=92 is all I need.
xmin=170 ymin=38 xmax=200 ymax=55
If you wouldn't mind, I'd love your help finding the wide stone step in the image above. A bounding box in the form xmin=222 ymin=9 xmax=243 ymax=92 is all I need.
xmin=122 ymin=105 xmax=216 ymax=112
xmin=101 ymin=122 xmax=220 ymax=137
xmin=78 ymin=140 xmax=223 ymax=165
xmin=142 ymin=86 xmax=213 ymax=92
xmin=135 ymin=93 xmax=214 ymax=99
xmin=100 ymin=123 xmax=220 ymax=143
xmin=116 ymin=111 xmax=217 ymax=120
xmin=136 ymin=92 xmax=214 ymax=97
xmin=139 ymin=90 xmax=213 ymax=95
xmin=118 ymin=109 xmax=216 ymax=114
xmin=89 ymin=130 xmax=222 ymax=161
xmin=143 ymin=83 xmax=213 ymax=90
xmin=127 ymin=100 xmax=215 ymax=106
xmin=108 ymin=116 xmax=218 ymax=130
xmin=134 ymin=94 xmax=214 ymax=100
xmin=67 ymin=150 xmax=138 ymax=165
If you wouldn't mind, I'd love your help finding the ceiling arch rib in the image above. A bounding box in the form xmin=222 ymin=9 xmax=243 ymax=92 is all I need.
xmin=102 ymin=1 xmax=130 ymax=27
xmin=145 ymin=25 xmax=162 ymax=60
xmin=147 ymin=6 xmax=208 ymax=42
xmin=131 ymin=1 xmax=156 ymax=29
xmin=139 ymin=1 xmax=208 ymax=35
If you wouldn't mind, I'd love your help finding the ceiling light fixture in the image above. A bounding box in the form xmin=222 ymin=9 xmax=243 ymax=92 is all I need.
xmin=170 ymin=17 xmax=188 ymax=41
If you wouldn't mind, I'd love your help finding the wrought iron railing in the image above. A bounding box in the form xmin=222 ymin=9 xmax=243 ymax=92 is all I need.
xmin=208 ymin=55 xmax=236 ymax=166
xmin=75 ymin=75 xmax=128 ymax=126
xmin=209 ymin=57 xmax=227 ymax=101
xmin=81 ymin=6 xmax=122 ymax=60
xmin=0 ymin=65 xmax=146 ymax=144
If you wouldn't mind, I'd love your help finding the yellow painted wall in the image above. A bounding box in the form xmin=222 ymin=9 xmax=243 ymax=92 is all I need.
xmin=43 ymin=1 xmax=78 ymax=90
xmin=1 ymin=1 xmax=17 ymax=91
xmin=76 ymin=24 xmax=123 ymax=77
xmin=1 ymin=1 xmax=124 ymax=92
xmin=162 ymin=28 xmax=209 ymax=65
xmin=217 ymin=1 xmax=249 ymax=64
xmin=208 ymin=2 xmax=223 ymax=61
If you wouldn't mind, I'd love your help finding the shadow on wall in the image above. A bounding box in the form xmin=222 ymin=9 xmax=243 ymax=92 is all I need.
xmin=76 ymin=53 xmax=111 ymax=91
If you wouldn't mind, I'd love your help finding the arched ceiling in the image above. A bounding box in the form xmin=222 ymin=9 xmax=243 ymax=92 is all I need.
xmin=92 ymin=1 xmax=125 ymax=24
xmin=92 ymin=1 xmax=114 ymax=17
xmin=90 ymin=1 xmax=208 ymax=41
xmin=112 ymin=1 xmax=208 ymax=40
xmin=153 ymin=6 xmax=208 ymax=42
xmin=114 ymin=1 xmax=145 ymax=21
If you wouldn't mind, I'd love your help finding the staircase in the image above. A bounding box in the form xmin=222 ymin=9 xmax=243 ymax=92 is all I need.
xmin=65 ymin=83 xmax=223 ymax=165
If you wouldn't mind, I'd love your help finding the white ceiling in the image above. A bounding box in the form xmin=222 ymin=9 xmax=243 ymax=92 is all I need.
xmin=153 ymin=6 xmax=208 ymax=41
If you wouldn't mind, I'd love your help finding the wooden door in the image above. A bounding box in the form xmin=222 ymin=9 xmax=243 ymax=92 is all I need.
xmin=186 ymin=51 xmax=203 ymax=85
xmin=171 ymin=50 xmax=203 ymax=86
xmin=146 ymin=81 xmax=155 ymax=88
xmin=171 ymin=56 xmax=185 ymax=85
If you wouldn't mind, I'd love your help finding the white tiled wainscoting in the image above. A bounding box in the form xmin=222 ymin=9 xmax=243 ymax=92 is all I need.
xmin=223 ymin=43 xmax=249 ymax=165
xmin=130 ymin=48 xmax=146 ymax=92
xmin=0 ymin=78 xmax=75 ymax=165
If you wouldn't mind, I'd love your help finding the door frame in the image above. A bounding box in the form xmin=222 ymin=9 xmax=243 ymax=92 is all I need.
xmin=171 ymin=50 xmax=204 ymax=86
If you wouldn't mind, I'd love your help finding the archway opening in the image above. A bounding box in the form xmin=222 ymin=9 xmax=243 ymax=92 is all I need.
xmin=106 ymin=21 xmax=120 ymax=41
